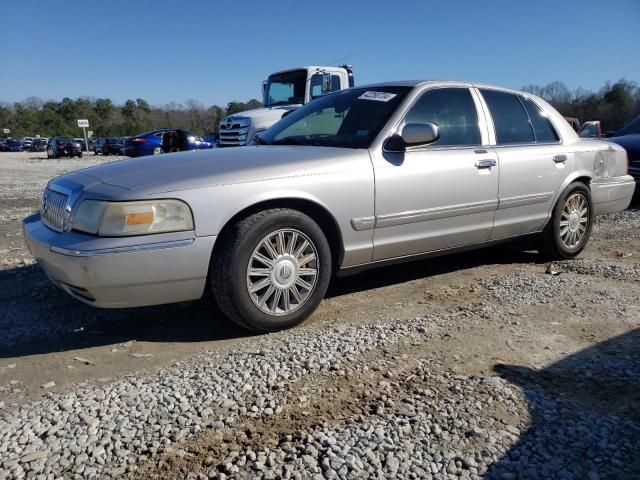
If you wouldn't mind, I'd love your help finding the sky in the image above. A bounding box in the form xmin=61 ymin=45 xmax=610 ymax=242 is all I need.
xmin=1 ymin=0 xmax=639 ymax=107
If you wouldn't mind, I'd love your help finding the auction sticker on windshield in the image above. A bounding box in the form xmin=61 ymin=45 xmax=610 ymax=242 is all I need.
xmin=358 ymin=91 xmax=397 ymax=102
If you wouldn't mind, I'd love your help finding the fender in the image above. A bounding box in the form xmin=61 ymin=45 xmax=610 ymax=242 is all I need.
xmin=546 ymin=169 xmax=592 ymax=216
xmin=214 ymin=188 xmax=338 ymax=237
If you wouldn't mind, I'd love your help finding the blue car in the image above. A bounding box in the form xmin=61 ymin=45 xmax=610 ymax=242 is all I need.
xmin=124 ymin=129 xmax=216 ymax=157
xmin=3 ymin=139 xmax=24 ymax=152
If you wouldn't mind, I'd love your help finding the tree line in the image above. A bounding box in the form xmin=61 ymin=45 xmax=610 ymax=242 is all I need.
xmin=521 ymin=79 xmax=639 ymax=133
xmin=0 ymin=97 xmax=262 ymax=138
xmin=1 ymin=79 xmax=638 ymax=139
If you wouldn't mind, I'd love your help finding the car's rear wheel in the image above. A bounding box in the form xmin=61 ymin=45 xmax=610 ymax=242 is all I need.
xmin=211 ymin=209 xmax=332 ymax=332
xmin=152 ymin=146 xmax=163 ymax=155
xmin=539 ymin=182 xmax=593 ymax=260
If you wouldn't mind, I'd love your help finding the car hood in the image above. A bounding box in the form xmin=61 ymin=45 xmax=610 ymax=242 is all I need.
xmin=76 ymin=146 xmax=365 ymax=194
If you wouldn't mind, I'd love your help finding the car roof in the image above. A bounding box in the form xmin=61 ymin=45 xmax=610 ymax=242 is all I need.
xmin=353 ymin=80 xmax=526 ymax=96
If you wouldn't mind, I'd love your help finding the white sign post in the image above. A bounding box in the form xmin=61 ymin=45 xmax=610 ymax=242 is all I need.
xmin=77 ymin=119 xmax=90 ymax=153
xmin=3 ymin=128 xmax=9 ymax=135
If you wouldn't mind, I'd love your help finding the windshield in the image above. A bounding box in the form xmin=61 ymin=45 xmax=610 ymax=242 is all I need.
xmin=616 ymin=116 xmax=640 ymax=136
xmin=264 ymin=70 xmax=307 ymax=107
xmin=259 ymin=86 xmax=411 ymax=149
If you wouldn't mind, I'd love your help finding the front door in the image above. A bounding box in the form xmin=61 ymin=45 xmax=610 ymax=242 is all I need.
xmin=371 ymin=87 xmax=499 ymax=261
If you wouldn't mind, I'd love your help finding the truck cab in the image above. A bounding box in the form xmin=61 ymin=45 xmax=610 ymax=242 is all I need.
xmin=219 ymin=65 xmax=354 ymax=147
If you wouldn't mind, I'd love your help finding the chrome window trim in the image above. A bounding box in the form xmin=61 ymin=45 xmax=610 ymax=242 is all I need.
xmin=50 ymin=238 xmax=195 ymax=257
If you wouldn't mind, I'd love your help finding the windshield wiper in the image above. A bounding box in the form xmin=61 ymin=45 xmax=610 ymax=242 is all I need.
xmin=254 ymin=135 xmax=268 ymax=145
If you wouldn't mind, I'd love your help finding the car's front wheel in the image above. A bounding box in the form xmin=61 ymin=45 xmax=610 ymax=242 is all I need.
xmin=539 ymin=182 xmax=593 ymax=259
xmin=152 ymin=146 xmax=163 ymax=155
xmin=211 ymin=209 xmax=332 ymax=332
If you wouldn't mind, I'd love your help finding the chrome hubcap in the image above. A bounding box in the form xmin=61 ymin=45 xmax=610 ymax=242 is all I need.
xmin=559 ymin=193 xmax=589 ymax=248
xmin=247 ymin=229 xmax=319 ymax=316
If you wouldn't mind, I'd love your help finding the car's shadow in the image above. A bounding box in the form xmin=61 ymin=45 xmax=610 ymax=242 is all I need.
xmin=488 ymin=329 xmax=640 ymax=479
xmin=0 ymin=241 xmax=541 ymax=359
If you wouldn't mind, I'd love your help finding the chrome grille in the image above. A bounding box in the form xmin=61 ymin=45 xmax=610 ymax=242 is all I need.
xmin=41 ymin=188 xmax=69 ymax=232
xmin=219 ymin=116 xmax=251 ymax=146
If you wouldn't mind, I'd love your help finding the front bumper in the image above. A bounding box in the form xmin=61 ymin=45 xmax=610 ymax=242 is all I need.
xmin=22 ymin=213 xmax=216 ymax=308
xmin=591 ymin=175 xmax=636 ymax=215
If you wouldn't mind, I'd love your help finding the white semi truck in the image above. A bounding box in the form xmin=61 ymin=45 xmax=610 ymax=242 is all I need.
xmin=218 ymin=65 xmax=354 ymax=147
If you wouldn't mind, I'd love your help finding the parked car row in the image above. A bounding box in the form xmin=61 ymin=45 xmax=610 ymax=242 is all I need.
xmin=124 ymin=129 xmax=216 ymax=157
xmin=0 ymin=137 xmax=51 ymax=152
xmin=0 ymin=138 xmax=26 ymax=152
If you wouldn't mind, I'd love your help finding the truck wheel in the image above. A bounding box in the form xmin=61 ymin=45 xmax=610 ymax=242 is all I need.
xmin=539 ymin=182 xmax=593 ymax=260
xmin=211 ymin=209 xmax=332 ymax=332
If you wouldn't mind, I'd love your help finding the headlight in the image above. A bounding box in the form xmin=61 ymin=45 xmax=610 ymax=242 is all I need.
xmin=72 ymin=199 xmax=194 ymax=236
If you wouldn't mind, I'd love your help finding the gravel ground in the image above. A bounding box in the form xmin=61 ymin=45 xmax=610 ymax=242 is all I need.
xmin=0 ymin=151 xmax=124 ymax=201
xmin=0 ymin=151 xmax=638 ymax=479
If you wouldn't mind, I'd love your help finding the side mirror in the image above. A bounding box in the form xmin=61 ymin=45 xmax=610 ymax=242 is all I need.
xmin=281 ymin=108 xmax=297 ymax=119
xmin=322 ymin=73 xmax=332 ymax=94
xmin=384 ymin=122 xmax=439 ymax=152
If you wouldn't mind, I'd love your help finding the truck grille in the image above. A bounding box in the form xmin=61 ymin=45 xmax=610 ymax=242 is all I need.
xmin=41 ymin=188 xmax=69 ymax=232
xmin=219 ymin=116 xmax=251 ymax=146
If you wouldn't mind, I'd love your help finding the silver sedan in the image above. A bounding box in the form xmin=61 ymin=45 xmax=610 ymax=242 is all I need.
xmin=23 ymin=81 xmax=635 ymax=331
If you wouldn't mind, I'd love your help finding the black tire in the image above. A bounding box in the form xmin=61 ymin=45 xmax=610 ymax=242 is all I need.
xmin=539 ymin=181 xmax=593 ymax=260
xmin=210 ymin=208 xmax=332 ymax=332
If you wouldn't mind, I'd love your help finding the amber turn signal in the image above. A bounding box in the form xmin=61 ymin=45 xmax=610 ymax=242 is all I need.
xmin=125 ymin=211 xmax=154 ymax=225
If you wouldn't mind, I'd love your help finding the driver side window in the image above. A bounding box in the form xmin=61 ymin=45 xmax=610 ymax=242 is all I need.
xmin=404 ymin=88 xmax=481 ymax=147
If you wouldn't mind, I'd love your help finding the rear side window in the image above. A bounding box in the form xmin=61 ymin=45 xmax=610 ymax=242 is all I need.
xmin=404 ymin=88 xmax=481 ymax=147
xmin=481 ymin=89 xmax=535 ymax=144
xmin=521 ymin=98 xmax=559 ymax=143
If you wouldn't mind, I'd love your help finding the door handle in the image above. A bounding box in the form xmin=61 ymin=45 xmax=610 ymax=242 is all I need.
xmin=475 ymin=159 xmax=497 ymax=169
xmin=553 ymin=155 xmax=567 ymax=163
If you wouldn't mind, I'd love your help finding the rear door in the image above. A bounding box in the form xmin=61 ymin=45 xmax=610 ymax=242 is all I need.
xmin=478 ymin=89 xmax=571 ymax=239
xmin=370 ymin=86 xmax=499 ymax=260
